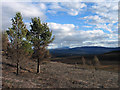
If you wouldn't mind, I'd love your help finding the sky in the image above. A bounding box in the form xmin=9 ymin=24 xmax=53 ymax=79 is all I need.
xmin=1 ymin=0 xmax=120 ymax=48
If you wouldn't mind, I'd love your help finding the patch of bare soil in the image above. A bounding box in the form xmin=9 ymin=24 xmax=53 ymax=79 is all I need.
xmin=2 ymin=56 xmax=119 ymax=88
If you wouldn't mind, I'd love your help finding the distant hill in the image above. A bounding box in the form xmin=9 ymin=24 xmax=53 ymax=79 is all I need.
xmin=96 ymin=50 xmax=120 ymax=61
xmin=49 ymin=46 xmax=120 ymax=57
xmin=103 ymin=50 xmax=120 ymax=55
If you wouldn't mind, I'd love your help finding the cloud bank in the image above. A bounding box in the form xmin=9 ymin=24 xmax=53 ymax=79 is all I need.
xmin=1 ymin=1 xmax=119 ymax=48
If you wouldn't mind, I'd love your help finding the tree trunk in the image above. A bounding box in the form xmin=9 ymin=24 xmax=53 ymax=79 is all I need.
xmin=16 ymin=62 xmax=19 ymax=75
xmin=37 ymin=58 xmax=40 ymax=73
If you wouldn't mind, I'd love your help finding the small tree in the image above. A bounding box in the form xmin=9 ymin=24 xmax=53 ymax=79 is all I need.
xmin=6 ymin=12 xmax=31 ymax=75
xmin=29 ymin=17 xmax=54 ymax=73
xmin=81 ymin=56 xmax=86 ymax=65
xmin=2 ymin=31 xmax=9 ymax=55
xmin=92 ymin=55 xmax=100 ymax=66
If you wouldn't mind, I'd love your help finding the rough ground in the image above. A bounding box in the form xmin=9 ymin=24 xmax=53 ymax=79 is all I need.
xmin=2 ymin=57 xmax=119 ymax=88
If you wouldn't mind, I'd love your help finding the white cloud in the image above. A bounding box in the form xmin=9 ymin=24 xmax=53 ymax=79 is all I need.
xmin=47 ymin=2 xmax=65 ymax=14
xmin=92 ymin=2 xmax=118 ymax=23
xmin=49 ymin=2 xmax=62 ymax=9
xmin=48 ymin=22 xmax=75 ymax=33
xmin=2 ymin=2 xmax=47 ymax=30
xmin=48 ymin=22 xmax=118 ymax=48
xmin=63 ymin=2 xmax=87 ymax=16
xmin=82 ymin=40 xmax=118 ymax=47
xmin=47 ymin=2 xmax=87 ymax=16
xmin=61 ymin=2 xmax=86 ymax=9
xmin=82 ymin=26 xmax=92 ymax=28
xmin=39 ymin=3 xmax=47 ymax=10
xmin=83 ymin=15 xmax=106 ymax=24
xmin=67 ymin=9 xmax=79 ymax=16
xmin=82 ymin=15 xmax=116 ymax=33
xmin=25 ymin=22 xmax=31 ymax=30
xmin=48 ymin=43 xmax=58 ymax=49
xmin=2 ymin=2 xmax=46 ymax=18
xmin=1 ymin=1 xmax=118 ymax=48
xmin=82 ymin=1 xmax=118 ymax=33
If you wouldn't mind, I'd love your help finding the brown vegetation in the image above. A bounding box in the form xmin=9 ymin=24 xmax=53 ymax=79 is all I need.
xmin=2 ymin=55 xmax=118 ymax=88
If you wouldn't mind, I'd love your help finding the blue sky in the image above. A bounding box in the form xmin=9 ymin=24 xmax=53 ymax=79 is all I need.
xmin=1 ymin=0 xmax=119 ymax=48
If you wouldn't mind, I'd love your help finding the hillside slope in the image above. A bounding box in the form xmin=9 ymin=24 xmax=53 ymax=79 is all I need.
xmin=2 ymin=56 xmax=119 ymax=88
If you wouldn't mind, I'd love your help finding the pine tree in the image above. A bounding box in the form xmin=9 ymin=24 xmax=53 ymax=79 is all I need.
xmin=29 ymin=17 xmax=54 ymax=73
xmin=2 ymin=31 xmax=9 ymax=55
xmin=92 ymin=55 xmax=100 ymax=66
xmin=6 ymin=12 xmax=32 ymax=75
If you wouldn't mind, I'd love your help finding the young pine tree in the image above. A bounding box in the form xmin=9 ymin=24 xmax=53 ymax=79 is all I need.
xmin=6 ymin=12 xmax=32 ymax=75
xmin=2 ymin=31 xmax=9 ymax=55
xmin=92 ymin=55 xmax=100 ymax=66
xmin=29 ymin=17 xmax=54 ymax=73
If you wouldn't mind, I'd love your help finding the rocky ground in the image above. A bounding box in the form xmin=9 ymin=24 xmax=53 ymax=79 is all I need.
xmin=1 ymin=56 xmax=119 ymax=88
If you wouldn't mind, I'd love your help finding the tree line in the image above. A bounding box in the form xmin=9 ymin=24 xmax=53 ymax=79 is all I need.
xmin=2 ymin=12 xmax=55 ymax=75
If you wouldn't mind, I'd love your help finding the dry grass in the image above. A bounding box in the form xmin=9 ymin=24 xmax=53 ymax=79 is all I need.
xmin=74 ymin=64 xmax=118 ymax=73
xmin=50 ymin=56 xmax=118 ymax=73
xmin=97 ymin=65 xmax=118 ymax=72
xmin=2 ymin=56 xmax=119 ymax=88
